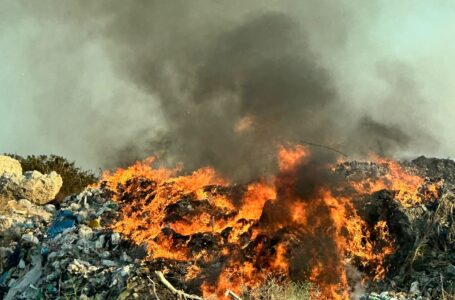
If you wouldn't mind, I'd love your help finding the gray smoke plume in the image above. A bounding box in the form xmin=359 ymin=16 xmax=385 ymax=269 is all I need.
xmin=0 ymin=1 xmax=446 ymax=177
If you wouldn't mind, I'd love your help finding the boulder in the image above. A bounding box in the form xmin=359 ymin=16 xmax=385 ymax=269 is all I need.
xmin=0 ymin=156 xmax=22 ymax=178
xmin=16 ymin=171 xmax=63 ymax=205
xmin=0 ymin=174 xmax=20 ymax=202
xmin=0 ymin=171 xmax=63 ymax=205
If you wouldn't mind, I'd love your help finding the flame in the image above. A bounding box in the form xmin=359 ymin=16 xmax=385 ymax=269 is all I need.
xmin=97 ymin=156 xmax=177 ymax=196
xmin=96 ymin=145 xmax=438 ymax=299
xmin=350 ymin=155 xmax=439 ymax=207
xmin=233 ymin=115 xmax=255 ymax=133
xmin=277 ymin=144 xmax=308 ymax=172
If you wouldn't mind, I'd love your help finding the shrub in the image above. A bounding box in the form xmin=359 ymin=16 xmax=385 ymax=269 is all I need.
xmin=5 ymin=154 xmax=98 ymax=200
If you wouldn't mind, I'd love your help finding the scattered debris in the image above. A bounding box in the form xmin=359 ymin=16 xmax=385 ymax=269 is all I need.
xmin=0 ymin=155 xmax=453 ymax=299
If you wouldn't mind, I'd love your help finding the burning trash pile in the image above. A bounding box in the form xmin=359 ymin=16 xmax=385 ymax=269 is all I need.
xmin=0 ymin=150 xmax=453 ymax=299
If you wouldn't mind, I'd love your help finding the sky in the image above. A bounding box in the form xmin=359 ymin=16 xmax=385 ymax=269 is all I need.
xmin=0 ymin=1 xmax=454 ymax=171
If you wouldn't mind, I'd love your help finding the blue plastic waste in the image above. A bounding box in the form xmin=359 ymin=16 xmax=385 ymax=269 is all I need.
xmin=0 ymin=271 xmax=9 ymax=286
xmin=47 ymin=210 xmax=78 ymax=238
xmin=40 ymin=246 xmax=49 ymax=256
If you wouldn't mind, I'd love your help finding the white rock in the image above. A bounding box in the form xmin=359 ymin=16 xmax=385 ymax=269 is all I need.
xmin=68 ymin=259 xmax=97 ymax=277
xmin=110 ymin=278 xmax=118 ymax=287
xmin=0 ymin=156 xmax=22 ymax=178
xmin=118 ymin=265 xmax=131 ymax=277
xmin=101 ymin=259 xmax=117 ymax=267
xmin=24 ymin=219 xmax=34 ymax=228
xmin=410 ymin=281 xmax=420 ymax=294
xmin=69 ymin=203 xmax=80 ymax=210
xmin=95 ymin=235 xmax=105 ymax=249
xmin=44 ymin=204 xmax=56 ymax=213
xmin=47 ymin=252 xmax=57 ymax=260
xmin=7 ymin=278 xmax=16 ymax=288
xmin=18 ymin=259 xmax=26 ymax=269
xmin=17 ymin=199 xmax=32 ymax=207
xmin=0 ymin=170 xmax=63 ymax=205
xmin=21 ymin=232 xmax=39 ymax=244
xmin=17 ymin=171 xmax=63 ymax=205
xmin=80 ymin=294 xmax=89 ymax=300
xmin=111 ymin=232 xmax=121 ymax=245
xmin=78 ymin=225 xmax=93 ymax=240
xmin=61 ymin=243 xmax=73 ymax=251
xmin=380 ymin=291 xmax=389 ymax=297
xmin=99 ymin=251 xmax=110 ymax=259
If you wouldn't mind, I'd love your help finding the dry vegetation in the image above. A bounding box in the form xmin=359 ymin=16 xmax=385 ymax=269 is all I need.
xmin=244 ymin=278 xmax=316 ymax=300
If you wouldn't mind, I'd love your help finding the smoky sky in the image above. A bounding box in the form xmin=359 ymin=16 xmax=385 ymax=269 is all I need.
xmin=0 ymin=1 xmax=450 ymax=177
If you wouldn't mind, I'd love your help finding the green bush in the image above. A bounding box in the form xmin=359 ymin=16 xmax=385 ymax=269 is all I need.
xmin=5 ymin=154 xmax=98 ymax=200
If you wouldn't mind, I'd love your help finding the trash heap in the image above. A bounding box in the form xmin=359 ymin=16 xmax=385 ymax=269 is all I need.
xmin=338 ymin=158 xmax=455 ymax=299
xmin=0 ymin=155 xmax=128 ymax=299
xmin=0 ymin=156 xmax=197 ymax=300
xmin=0 ymin=155 xmax=453 ymax=300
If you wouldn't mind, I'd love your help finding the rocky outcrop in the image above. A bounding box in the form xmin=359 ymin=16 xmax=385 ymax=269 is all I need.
xmin=0 ymin=157 xmax=63 ymax=205
xmin=0 ymin=156 xmax=22 ymax=178
xmin=14 ymin=171 xmax=63 ymax=205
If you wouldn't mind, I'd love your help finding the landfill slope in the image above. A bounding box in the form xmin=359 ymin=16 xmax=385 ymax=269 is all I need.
xmin=0 ymin=156 xmax=453 ymax=299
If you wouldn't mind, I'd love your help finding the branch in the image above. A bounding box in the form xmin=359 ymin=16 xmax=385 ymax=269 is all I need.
xmin=225 ymin=289 xmax=242 ymax=300
xmin=299 ymin=140 xmax=348 ymax=158
xmin=154 ymin=271 xmax=203 ymax=300
xmin=147 ymin=275 xmax=161 ymax=300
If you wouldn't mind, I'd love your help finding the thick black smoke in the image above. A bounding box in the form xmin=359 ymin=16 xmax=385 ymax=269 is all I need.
xmin=2 ymin=1 xmax=436 ymax=177
xmin=99 ymin=5 xmax=418 ymax=180
xmin=136 ymin=12 xmax=341 ymax=179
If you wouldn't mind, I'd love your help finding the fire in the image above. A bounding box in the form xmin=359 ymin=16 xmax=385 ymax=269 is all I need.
xmin=350 ymin=155 xmax=439 ymax=207
xmin=277 ymin=144 xmax=308 ymax=172
xmin=233 ymin=115 xmax=255 ymax=133
xmin=98 ymin=156 xmax=177 ymax=196
xmin=96 ymin=145 xmax=437 ymax=299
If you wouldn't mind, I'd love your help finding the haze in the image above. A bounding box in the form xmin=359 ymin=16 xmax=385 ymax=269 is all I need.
xmin=0 ymin=1 xmax=453 ymax=172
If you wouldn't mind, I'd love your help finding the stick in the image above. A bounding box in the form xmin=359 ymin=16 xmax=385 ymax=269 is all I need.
xmin=155 ymin=271 xmax=203 ymax=300
xmin=440 ymin=273 xmax=446 ymax=300
xmin=225 ymin=289 xmax=242 ymax=300
xmin=299 ymin=140 xmax=348 ymax=158
xmin=147 ymin=275 xmax=161 ymax=300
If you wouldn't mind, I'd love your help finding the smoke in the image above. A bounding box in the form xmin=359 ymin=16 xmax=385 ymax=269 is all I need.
xmin=0 ymin=1 xmax=450 ymax=176
xmin=124 ymin=11 xmax=345 ymax=179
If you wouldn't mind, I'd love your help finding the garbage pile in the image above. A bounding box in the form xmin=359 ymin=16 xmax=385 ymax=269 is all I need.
xmin=0 ymin=155 xmax=453 ymax=299
xmin=338 ymin=158 xmax=454 ymax=299
xmin=0 ymin=156 xmax=200 ymax=300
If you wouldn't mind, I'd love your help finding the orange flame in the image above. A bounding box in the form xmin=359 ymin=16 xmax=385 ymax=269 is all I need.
xmin=350 ymin=155 xmax=439 ymax=207
xmin=95 ymin=146 xmax=438 ymax=299
xmin=233 ymin=115 xmax=255 ymax=133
